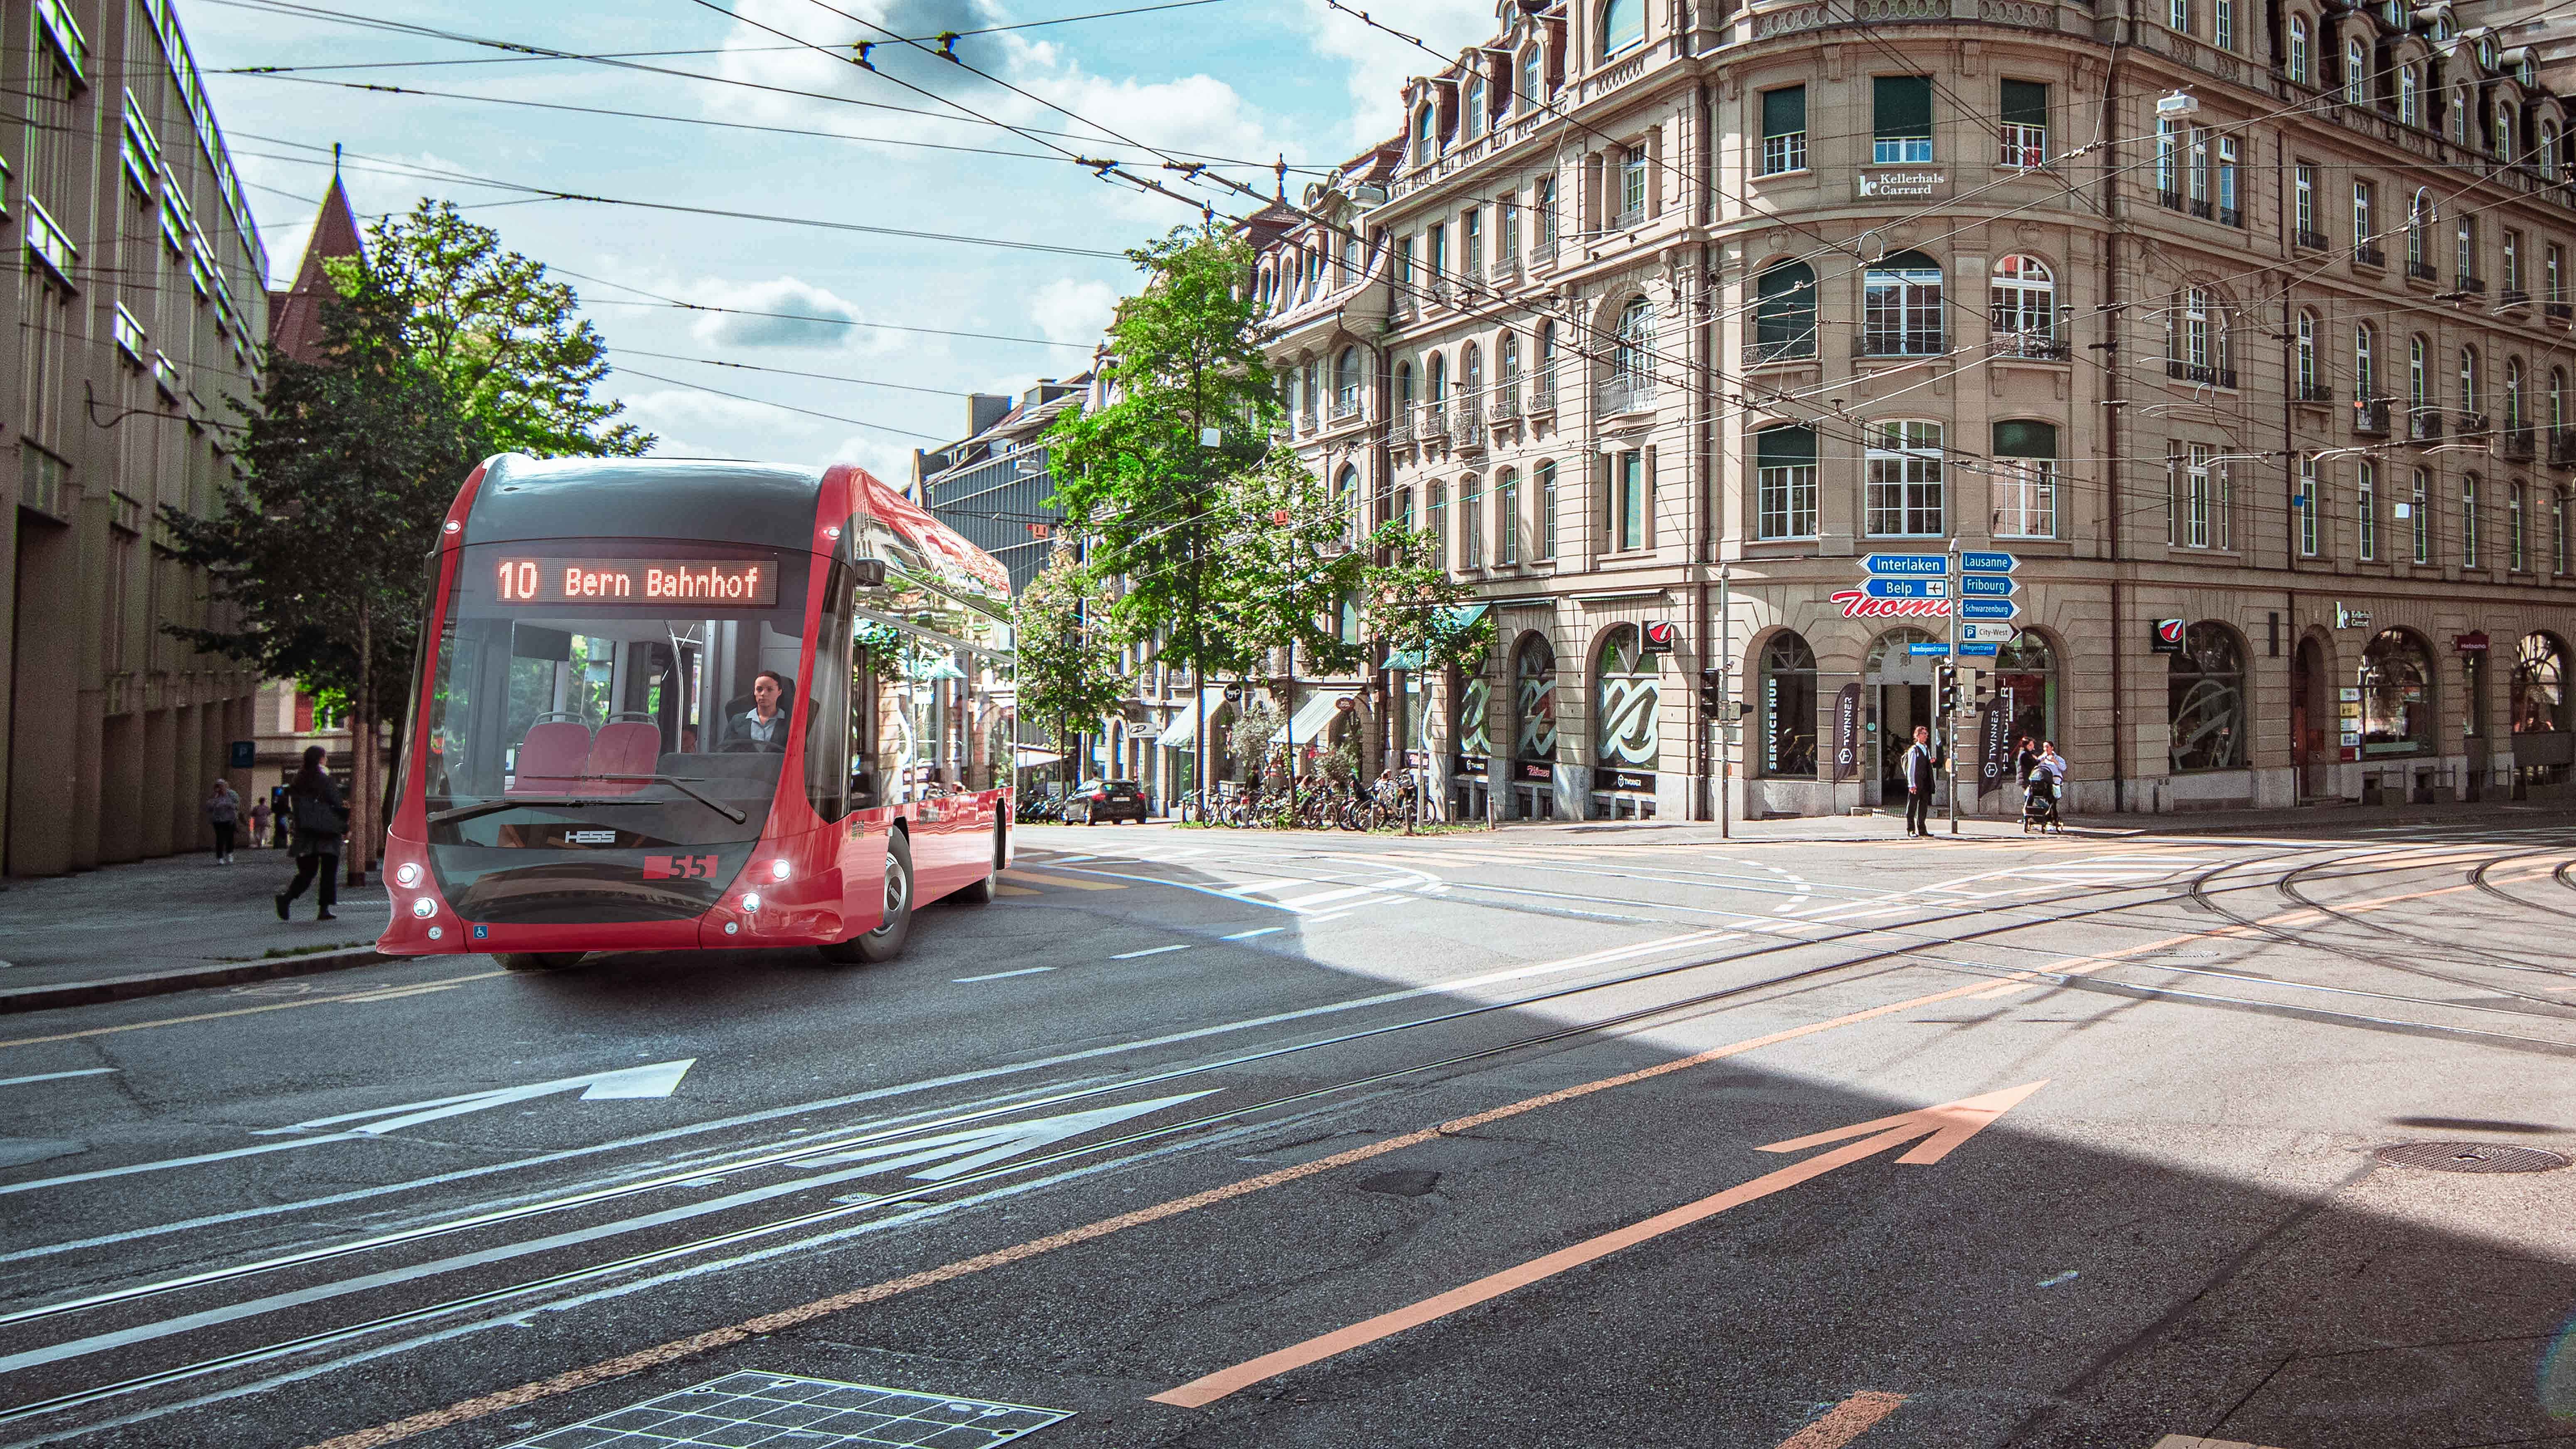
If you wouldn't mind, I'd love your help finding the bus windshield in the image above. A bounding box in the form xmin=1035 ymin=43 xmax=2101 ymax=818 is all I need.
xmin=421 ymin=542 xmax=811 ymax=849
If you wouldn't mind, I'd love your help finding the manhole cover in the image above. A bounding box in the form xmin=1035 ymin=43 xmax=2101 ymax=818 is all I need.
xmin=2377 ymin=1141 xmax=2570 ymax=1173
xmin=504 ymin=1372 xmax=1069 ymax=1447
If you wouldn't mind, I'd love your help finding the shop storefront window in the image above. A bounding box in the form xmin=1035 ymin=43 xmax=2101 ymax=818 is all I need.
xmin=1513 ymin=633 xmax=1558 ymax=820
xmin=2168 ymin=622 xmax=2247 ymax=771
xmin=2359 ymin=628 xmax=2435 ymax=756
xmin=1759 ymin=632 xmax=1818 ymax=777
xmin=2514 ymin=633 xmax=2567 ymax=734
xmin=1992 ymin=633 xmax=2057 ymax=746
xmin=1591 ymin=624 xmax=1660 ymax=817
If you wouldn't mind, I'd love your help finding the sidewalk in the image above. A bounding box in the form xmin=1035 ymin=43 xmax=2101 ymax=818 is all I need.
xmin=1482 ymin=795 xmax=2576 ymax=845
xmin=0 ymin=846 xmax=392 ymax=1012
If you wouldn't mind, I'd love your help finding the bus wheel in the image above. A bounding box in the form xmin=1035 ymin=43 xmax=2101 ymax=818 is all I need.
xmin=821 ymin=829 xmax=912 ymax=964
xmin=954 ymin=823 xmax=1005 ymax=905
xmin=496 ymin=952 xmax=583 ymax=972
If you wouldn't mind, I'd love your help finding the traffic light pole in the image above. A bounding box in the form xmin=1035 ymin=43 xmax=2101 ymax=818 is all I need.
xmin=1718 ymin=564 xmax=1731 ymax=841
xmin=1947 ymin=542 xmax=1961 ymax=835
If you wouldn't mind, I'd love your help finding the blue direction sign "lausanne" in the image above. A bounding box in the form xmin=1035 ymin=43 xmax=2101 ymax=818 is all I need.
xmin=1959 ymin=551 xmax=2020 ymax=574
xmin=1957 ymin=575 xmax=2017 ymax=598
xmin=1958 ymin=599 xmax=2019 ymax=620
xmin=1864 ymin=577 xmax=1948 ymax=599
xmin=1862 ymin=553 xmax=1949 ymax=576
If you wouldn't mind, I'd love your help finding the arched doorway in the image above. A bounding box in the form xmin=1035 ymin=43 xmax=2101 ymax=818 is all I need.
xmin=1991 ymin=632 xmax=2058 ymax=749
xmin=1452 ymin=663 xmax=1493 ymax=821
xmin=1757 ymin=631 xmax=1818 ymax=778
xmin=1863 ymin=627 xmax=1942 ymax=806
xmin=2359 ymin=628 xmax=2435 ymax=759
xmin=1512 ymin=633 xmax=1558 ymax=819
xmin=2168 ymin=622 xmax=2248 ymax=773
xmin=2291 ymin=634 xmax=2332 ymax=800
xmin=2513 ymin=632 xmax=2571 ymax=789
xmin=1591 ymin=624 xmax=1660 ymax=819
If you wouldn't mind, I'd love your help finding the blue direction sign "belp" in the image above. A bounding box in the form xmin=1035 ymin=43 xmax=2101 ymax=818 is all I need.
xmin=1957 ymin=575 xmax=2017 ymax=598
xmin=1863 ymin=553 xmax=1949 ymax=576
xmin=1959 ymin=550 xmax=2020 ymax=574
xmin=1958 ymin=599 xmax=2019 ymax=620
xmin=1863 ymin=577 xmax=1948 ymax=599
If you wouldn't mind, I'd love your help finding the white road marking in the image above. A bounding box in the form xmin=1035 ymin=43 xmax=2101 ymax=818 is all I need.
xmin=954 ymin=967 xmax=1055 ymax=983
xmin=1111 ymin=944 xmax=1192 ymax=959
xmin=1222 ymin=927 xmax=1284 ymax=940
xmin=0 ymin=1068 xmax=118 ymax=1089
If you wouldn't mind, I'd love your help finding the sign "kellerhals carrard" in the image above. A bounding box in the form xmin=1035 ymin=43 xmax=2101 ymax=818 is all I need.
xmin=1855 ymin=170 xmax=1948 ymax=200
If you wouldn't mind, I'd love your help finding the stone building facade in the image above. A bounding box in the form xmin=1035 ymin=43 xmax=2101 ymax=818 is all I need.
xmin=2 ymin=0 xmax=270 ymax=874
xmin=1250 ymin=0 xmax=2576 ymax=820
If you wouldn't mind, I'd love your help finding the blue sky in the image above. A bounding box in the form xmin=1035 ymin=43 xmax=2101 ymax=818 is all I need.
xmin=193 ymin=0 xmax=1495 ymax=480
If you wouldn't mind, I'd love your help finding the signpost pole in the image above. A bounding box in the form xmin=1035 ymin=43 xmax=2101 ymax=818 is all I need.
xmin=1718 ymin=565 xmax=1731 ymax=841
xmin=1947 ymin=541 xmax=1961 ymax=835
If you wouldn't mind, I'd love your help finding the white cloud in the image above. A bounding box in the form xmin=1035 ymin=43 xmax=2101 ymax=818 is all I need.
xmin=830 ymin=432 xmax=924 ymax=491
xmin=1291 ymin=0 xmax=1497 ymax=148
xmin=1028 ymin=278 xmax=1118 ymax=346
xmin=663 ymin=275 xmax=905 ymax=355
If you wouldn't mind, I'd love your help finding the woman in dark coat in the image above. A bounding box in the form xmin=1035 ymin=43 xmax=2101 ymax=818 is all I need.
xmin=275 ymin=745 xmax=348 ymax=921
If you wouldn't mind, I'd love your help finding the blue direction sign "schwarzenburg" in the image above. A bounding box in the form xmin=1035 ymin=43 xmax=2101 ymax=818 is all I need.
xmin=1959 ymin=551 xmax=2020 ymax=574
xmin=1862 ymin=553 xmax=1949 ymax=576
xmin=1957 ymin=575 xmax=2017 ymax=598
xmin=1959 ymin=599 xmax=2019 ymax=620
xmin=1864 ymin=577 xmax=1949 ymax=599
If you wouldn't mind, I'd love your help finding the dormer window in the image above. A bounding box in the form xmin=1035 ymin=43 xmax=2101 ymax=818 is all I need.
xmin=1412 ymin=104 xmax=1436 ymax=166
xmin=1521 ymin=45 xmax=1543 ymax=110
xmin=1464 ymin=76 xmax=1485 ymax=140
xmin=1601 ymin=0 xmax=1643 ymax=57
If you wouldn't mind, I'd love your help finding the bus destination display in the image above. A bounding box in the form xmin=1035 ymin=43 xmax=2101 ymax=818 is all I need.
xmin=492 ymin=557 xmax=779 ymax=607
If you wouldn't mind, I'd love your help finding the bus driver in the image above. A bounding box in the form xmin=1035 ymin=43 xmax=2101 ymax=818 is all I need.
xmin=730 ymin=670 xmax=791 ymax=753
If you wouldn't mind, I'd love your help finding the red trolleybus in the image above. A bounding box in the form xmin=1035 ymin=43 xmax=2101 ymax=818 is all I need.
xmin=376 ymin=456 xmax=1017 ymax=971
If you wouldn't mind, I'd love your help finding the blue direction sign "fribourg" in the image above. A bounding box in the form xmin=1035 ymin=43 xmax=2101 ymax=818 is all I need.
xmin=1959 ymin=551 xmax=2020 ymax=574
xmin=1863 ymin=577 xmax=1948 ymax=599
xmin=1959 ymin=599 xmax=2019 ymax=620
xmin=1862 ymin=553 xmax=1949 ymax=576
xmin=1957 ymin=575 xmax=2017 ymax=598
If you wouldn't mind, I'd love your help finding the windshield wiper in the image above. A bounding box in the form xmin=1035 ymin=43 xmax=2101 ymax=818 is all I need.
xmin=428 ymin=776 xmax=747 ymax=828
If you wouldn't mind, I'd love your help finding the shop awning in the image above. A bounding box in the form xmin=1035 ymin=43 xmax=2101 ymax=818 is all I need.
xmin=1386 ymin=604 xmax=1489 ymax=672
xmin=1156 ymin=711 xmax=1199 ymax=748
xmin=1274 ymin=689 xmax=1355 ymax=745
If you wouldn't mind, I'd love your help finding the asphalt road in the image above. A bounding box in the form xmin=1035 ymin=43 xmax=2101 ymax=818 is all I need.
xmin=4 ymin=815 xmax=2575 ymax=1449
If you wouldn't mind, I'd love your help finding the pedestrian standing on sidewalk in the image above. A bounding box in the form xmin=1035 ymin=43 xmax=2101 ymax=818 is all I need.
xmin=204 ymin=780 xmax=241 ymax=864
xmin=275 ymin=745 xmax=347 ymax=922
xmin=247 ymin=794 xmax=271 ymax=851
xmin=1902 ymin=724 xmax=1939 ymax=837
xmin=270 ymin=786 xmax=291 ymax=848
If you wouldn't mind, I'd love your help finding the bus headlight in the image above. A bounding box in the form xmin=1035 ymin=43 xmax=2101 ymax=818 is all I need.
xmin=740 ymin=892 xmax=761 ymax=912
xmin=411 ymin=898 xmax=436 ymax=919
xmin=769 ymin=859 xmax=791 ymax=881
xmin=394 ymin=862 xmax=423 ymax=888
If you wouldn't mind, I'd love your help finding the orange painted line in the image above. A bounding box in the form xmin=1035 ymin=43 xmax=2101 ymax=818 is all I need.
xmin=1775 ymin=1390 xmax=1910 ymax=1449
xmin=998 ymin=869 xmax=1125 ymax=891
xmin=1150 ymin=1086 xmax=2042 ymax=1409
xmin=0 ymin=972 xmax=507 ymax=1051
xmin=302 ymin=972 xmax=2038 ymax=1449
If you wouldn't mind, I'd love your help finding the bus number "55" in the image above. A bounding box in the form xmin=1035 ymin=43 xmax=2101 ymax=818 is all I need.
xmin=644 ymin=854 xmax=721 ymax=881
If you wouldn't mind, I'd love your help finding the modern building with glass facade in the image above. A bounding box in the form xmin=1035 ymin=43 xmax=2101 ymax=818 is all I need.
xmin=1250 ymin=0 xmax=2576 ymax=820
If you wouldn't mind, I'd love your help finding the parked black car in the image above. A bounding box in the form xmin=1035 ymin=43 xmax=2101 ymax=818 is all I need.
xmin=1064 ymin=780 xmax=1149 ymax=824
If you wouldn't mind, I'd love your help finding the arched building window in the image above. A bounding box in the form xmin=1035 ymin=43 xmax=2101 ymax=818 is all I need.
xmin=1991 ymin=254 xmax=2056 ymax=341
xmin=1464 ymin=76 xmax=1486 ymax=140
xmin=1520 ymin=45 xmax=1543 ymax=111
xmin=2169 ymin=622 xmax=2247 ymax=771
xmin=2515 ymin=632 xmax=2569 ymax=734
xmin=2356 ymin=321 xmax=2377 ymax=399
xmin=1993 ymin=633 xmax=2058 ymax=745
xmin=1333 ymin=462 xmax=1360 ymax=544
xmin=1592 ymin=624 xmax=1661 ymax=813
xmin=2408 ymin=190 xmax=2436 ymax=269
xmin=1862 ymin=251 xmax=1944 ymax=355
xmin=1514 ymin=633 xmax=1557 ymax=766
xmin=1754 ymin=262 xmax=1816 ymax=362
xmin=1334 ymin=346 xmax=1361 ymax=415
xmin=2288 ymin=15 xmax=2311 ymax=84
xmin=1600 ymin=0 xmax=1644 ymax=57
xmin=2344 ymin=38 xmax=2367 ymax=105
xmin=1413 ymin=104 xmax=1437 ymax=165
xmin=1610 ymin=297 xmax=1654 ymax=408
xmin=2360 ymin=629 xmax=2435 ymax=756
xmin=2400 ymin=64 xmax=2422 ymax=126
xmin=1758 ymin=632 xmax=1818 ymax=778
xmin=2295 ymin=310 xmax=2320 ymax=396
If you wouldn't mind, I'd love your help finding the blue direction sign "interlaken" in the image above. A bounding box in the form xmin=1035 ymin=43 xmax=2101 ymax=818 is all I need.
xmin=1958 ymin=599 xmax=2020 ymax=620
xmin=1959 ymin=551 xmax=2020 ymax=575
xmin=1864 ymin=577 xmax=1949 ymax=599
xmin=1957 ymin=575 xmax=2017 ymax=598
xmin=1862 ymin=553 xmax=1949 ymax=576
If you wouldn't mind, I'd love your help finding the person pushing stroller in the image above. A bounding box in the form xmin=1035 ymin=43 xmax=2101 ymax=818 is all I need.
xmin=2022 ymin=740 xmax=2067 ymax=834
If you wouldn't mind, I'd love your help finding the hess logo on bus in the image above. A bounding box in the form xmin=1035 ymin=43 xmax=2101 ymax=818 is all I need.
xmin=644 ymin=854 xmax=723 ymax=881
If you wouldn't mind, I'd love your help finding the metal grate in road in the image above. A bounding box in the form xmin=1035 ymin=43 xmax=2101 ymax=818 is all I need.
xmin=2376 ymin=1141 xmax=2570 ymax=1173
xmin=506 ymin=1372 xmax=1070 ymax=1449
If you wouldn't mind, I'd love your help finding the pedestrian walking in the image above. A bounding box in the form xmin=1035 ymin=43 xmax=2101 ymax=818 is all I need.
xmin=247 ymin=794 xmax=271 ymax=850
xmin=275 ymin=745 xmax=348 ymax=922
xmin=204 ymin=780 xmax=241 ymax=864
xmin=269 ymin=786 xmax=292 ymax=849
xmin=1902 ymin=724 xmax=1939 ymax=837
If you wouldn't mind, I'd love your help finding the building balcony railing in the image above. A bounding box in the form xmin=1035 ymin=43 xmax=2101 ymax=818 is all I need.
xmin=1857 ymin=331 xmax=1946 ymax=359
xmin=2218 ymin=205 xmax=2242 ymax=229
xmin=1331 ymin=392 xmax=1360 ymax=422
xmin=2550 ymin=301 xmax=2575 ymax=322
xmin=2190 ymin=197 xmax=2215 ymax=220
xmin=1743 ymin=335 xmax=1817 ymax=365
xmin=1428 ymin=276 xmax=1455 ymax=308
xmin=2355 ymin=245 xmax=2387 ymax=269
xmin=1493 ymin=255 xmax=1523 ymax=284
xmin=2409 ymin=406 xmax=2445 ymax=443
xmin=1610 ymin=206 xmax=1646 ymax=232
xmin=2157 ymin=188 xmax=2184 ymax=212
xmin=2504 ymin=424 xmax=2538 ymax=460
xmin=1454 ymin=394 xmax=1485 ymax=451
xmin=1491 ymin=381 xmax=1521 ymax=420
xmin=2296 ymin=381 xmax=2335 ymax=403
xmin=1389 ymin=409 xmax=1415 ymax=446
xmin=1418 ymin=402 xmax=1449 ymax=442
xmin=1533 ymin=233 xmax=1557 ymax=265
xmin=2456 ymin=274 xmax=2488 ymax=295
xmin=1990 ymin=332 xmax=2069 ymax=361
xmin=2501 ymin=288 xmax=2532 ymax=308
xmin=2406 ymin=260 xmax=2439 ymax=282
xmin=2353 ymin=397 xmax=2392 ymax=435
xmin=2457 ymin=410 xmax=2491 ymax=443
xmin=2166 ymin=359 xmax=2237 ymax=389
xmin=1596 ymin=374 xmax=1656 ymax=416
xmin=2293 ymin=228 xmax=2330 ymax=251
xmin=1531 ymin=371 xmax=1557 ymax=412
xmin=2553 ymin=430 xmax=2576 ymax=467
xmin=1299 ymin=406 xmax=1318 ymax=435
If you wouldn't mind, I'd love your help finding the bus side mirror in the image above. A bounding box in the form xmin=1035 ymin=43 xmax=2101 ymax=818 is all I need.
xmin=850 ymin=559 xmax=887 ymax=588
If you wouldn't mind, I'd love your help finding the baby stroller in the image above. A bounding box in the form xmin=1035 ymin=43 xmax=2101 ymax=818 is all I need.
xmin=2021 ymin=767 xmax=2063 ymax=834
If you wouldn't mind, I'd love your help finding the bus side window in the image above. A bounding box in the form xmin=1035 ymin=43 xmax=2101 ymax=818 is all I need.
xmin=849 ymin=645 xmax=879 ymax=809
xmin=805 ymin=569 xmax=856 ymax=819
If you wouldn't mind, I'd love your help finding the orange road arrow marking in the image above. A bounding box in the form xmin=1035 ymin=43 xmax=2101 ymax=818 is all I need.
xmin=1148 ymin=1081 xmax=2048 ymax=1409
xmin=1775 ymin=1390 xmax=1909 ymax=1448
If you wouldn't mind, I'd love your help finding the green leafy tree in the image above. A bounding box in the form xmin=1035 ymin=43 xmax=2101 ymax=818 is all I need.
xmin=344 ymin=200 xmax=651 ymax=458
xmin=1361 ymin=520 xmax=1494 ymax=676
xmin=1011 ymin=550 xmax=1128 ymax=787
xmin=1044 ymin=229 xmax=1277 ymax=794
xmin=1211 ymin=447 xmax=1368 ymax=779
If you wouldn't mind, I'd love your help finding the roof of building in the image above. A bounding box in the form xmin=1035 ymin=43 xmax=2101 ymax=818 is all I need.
xmin=265 ymin=175 xmax=365 ymax=364
xmin=915 ymin=375 xmax=1090 ymax=493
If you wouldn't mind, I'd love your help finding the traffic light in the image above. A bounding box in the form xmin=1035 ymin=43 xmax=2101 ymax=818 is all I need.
xmin=1936 ymin=663 xmax=1958 ymax=717
xmin=1698 ymin=667 xmax=1727 ymax=716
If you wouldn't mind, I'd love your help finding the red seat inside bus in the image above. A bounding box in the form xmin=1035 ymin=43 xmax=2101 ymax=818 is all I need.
xmin=587 ymin=721 xmax=662 ymax=795
xmin=512 ymin=721 xmax=594 ymax=796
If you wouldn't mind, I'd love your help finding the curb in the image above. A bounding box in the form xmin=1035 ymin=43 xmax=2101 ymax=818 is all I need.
xmin=0 ymin=945 xmax=393 ymax=1016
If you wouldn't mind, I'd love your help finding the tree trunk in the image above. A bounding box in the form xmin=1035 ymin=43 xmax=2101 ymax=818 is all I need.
xmin=346 ymin=600 xmax=374 ymax=886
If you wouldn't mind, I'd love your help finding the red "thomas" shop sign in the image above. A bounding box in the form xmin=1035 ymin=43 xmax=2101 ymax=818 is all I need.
xmin=1830 ymin=590 xmax=1953 ymax=619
